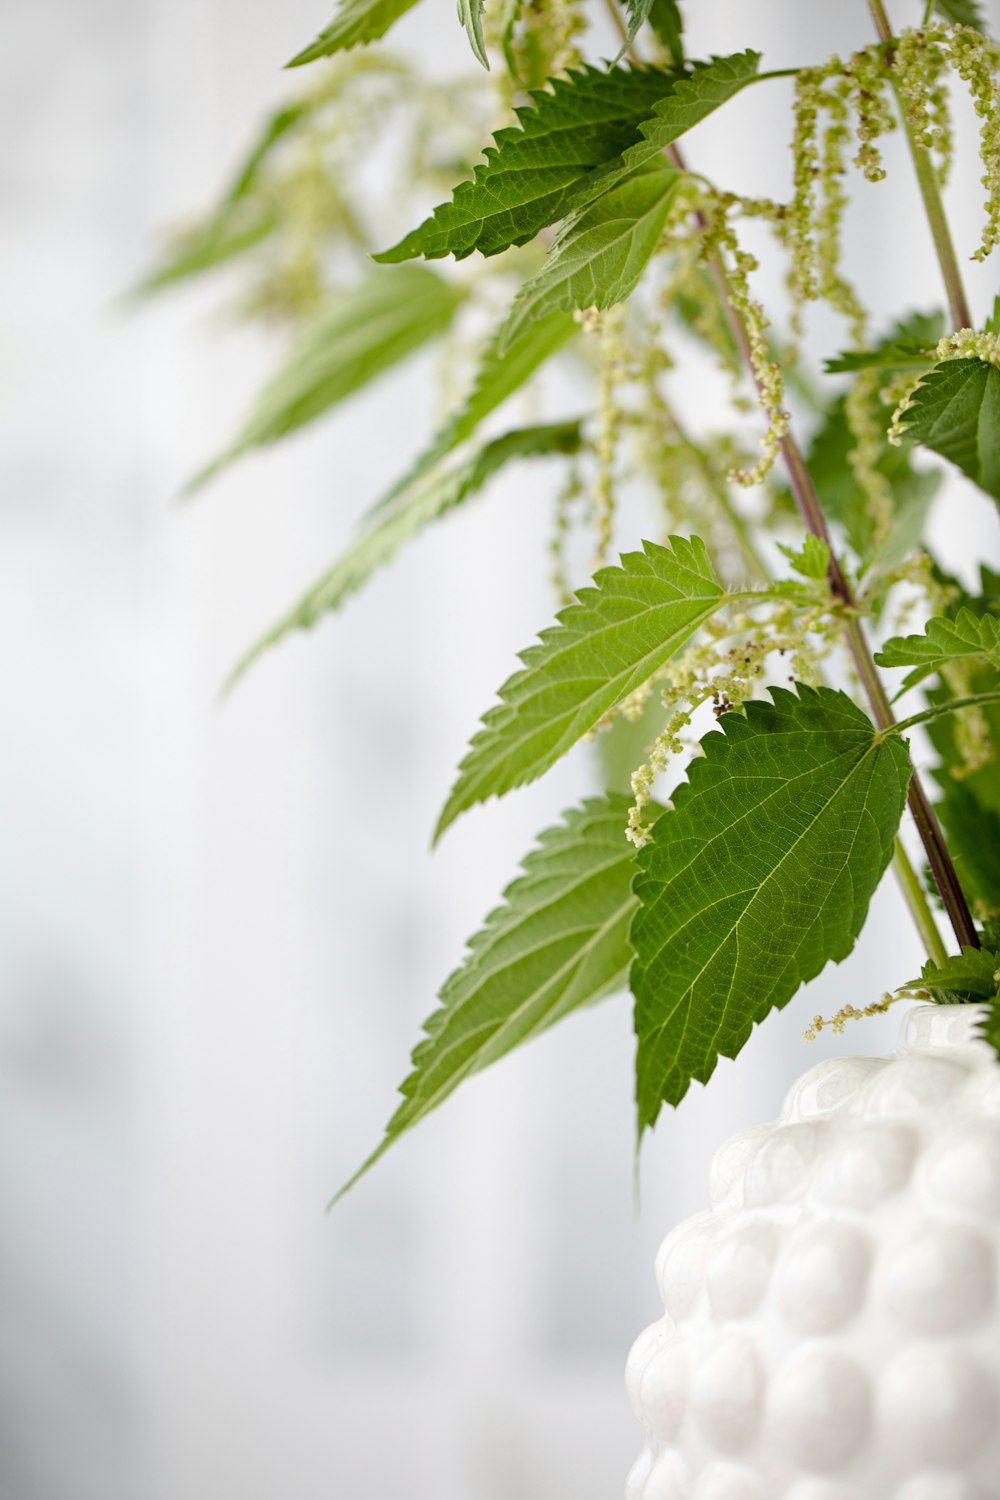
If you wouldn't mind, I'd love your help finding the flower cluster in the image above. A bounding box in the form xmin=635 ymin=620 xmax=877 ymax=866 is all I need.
xmin=700 ymin=209 xmax=790 ymax=489
xmin=489 ymin=0 xmax=586 ymax=94
xmin=889 ymin=328 xmax=1000 ymax=443
xmin=621 ymin=597 xmax=832 ymax=848
xmin=803 ymin=993 xmax=898 ymax=1041
xmin=944 ymin=24 xmax=1000 ymax=260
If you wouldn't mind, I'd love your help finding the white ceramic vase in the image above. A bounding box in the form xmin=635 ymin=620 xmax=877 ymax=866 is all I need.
xmin=626 ymin=1004 xmax=1000 ymax=1500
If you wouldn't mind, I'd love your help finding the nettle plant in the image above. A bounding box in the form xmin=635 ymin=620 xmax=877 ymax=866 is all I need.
xmin=145 ymin=0 xmax=1000 ymax=1188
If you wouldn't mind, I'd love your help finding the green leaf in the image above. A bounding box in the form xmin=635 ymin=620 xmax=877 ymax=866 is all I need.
xmin=876 ymin=608 xmax=1000 ymax=692
xmin=934 ymin=0 xmax=988 ymax=33
xmin=647 ymin=0 xmax=684 ymax=63
xmin=134 ymin=206 xmax=277 ymax=297
xmin=777 ymin=535 xmax=830 ymax=581
xmin=186 ymin=266 xmax=462 ymax=492
xmin=226 ymin=422 xmax=582 ymax=686
xmin=335 ymin=795 xmax=653 ymax=1200
xmin=824 ymin=341 xmax=936 ymax=375
xmin=624 ymin=0 xmax=654 ymax=44
xmin=898 ymin=356 xmax=1000 ymax=503
xmin=436 ymin=535 xmax=731 ymax=839
xmin=287 ymin=0 xmax=422 ymax=64
xmin=372 ymin=308 xmax=578 ymax=511
xmin=578 ymin=50 xmax=760 ymax=204
xmin=376 ymin=63 xmax=682 ymax=263
xmin=932 ymin=775 xmax=1000 ymax=914
xmin=979 ymin=996 xmax=1000 ymax=1060
xmin=984 ymin=294 xmax=1000 ymax=336
xmin=630 ymin=686 xmax=911 ymax=1130
xmin=458 ymin=0 xmax=489 ymax=67
xmin=497 ymin=165 xmax=681 ymax=353
xmin=224 ymin=99 xmax=317 ymax=202
xmin=914 ymin=947 xmax=1000 ymax=1001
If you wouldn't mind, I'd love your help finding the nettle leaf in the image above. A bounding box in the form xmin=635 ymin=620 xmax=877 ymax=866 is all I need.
xmin=376 ymin=308 xmax=578 ymax=508
xmin=915 ymin=947 xmax=1000 ymax=1001
xmin=498 ymin=165 xmax=681 ymax=353
xmin=979 ymin=998 xmax=1000 ymax=1061
xmin=624 ymin=0 xmax=654 ymax=44
xmin=287 ymin=0 xmax=422 ymax=64
xmin=647 ymin=0 xmax=684 ymax=63
xmin=876 ymin=608 xmax=1000 ymax=692
xmin=898 ymin=356 xmax=1000 ymax=503
xmin=934 ymin=0 xmax=988 ymax=33
xmin=579 ymin=50 xmax=760 ymax=204
xmin=376 ymin=63 xmax=681 ymax=263
xmin=227 ymin=422 xmax=582 ymax=686
xmin=135 ymin=207 xmax=277 ymax=296
xmin=630 ymin=686 xmax=911 ymax=1130
xmin=458 ymin=0 xmax=488 ymax=67
xmin=933 ymin=773 xmax=1000 ymax=914
xmin=778 ymin=535 xmax=830 ymax=581
xmin=436 ymin=535 xmax=732 ymax=839
xmin=824 ymin=342 xmax=936 ymax=376
xmin=824 ymin=310 xmax=943 ymax=379
xmin=186 ymin=266 xmax=462 ymax=491
xmin=336 ymin=795 xmax=654 ymax=1199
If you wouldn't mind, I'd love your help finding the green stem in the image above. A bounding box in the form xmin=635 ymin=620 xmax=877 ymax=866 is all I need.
xmin=868 ymin=0 xmax=974 ymax=331
xmin=891 ymin=688 xmax=1000 ymax=737
xmin=894 ymin=835 xmax=949 ymax=965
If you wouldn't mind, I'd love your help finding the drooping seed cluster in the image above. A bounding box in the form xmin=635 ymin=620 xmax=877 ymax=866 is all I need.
xmin=548 ymin=461 xmax=584 ymax=606
xmin=594 ymin=306 xmax=628 ymax=568
xmin=789 ymin=54 xmax=891 ymax=331
xmin=787 ymin=22 xmax=1000 ymax=330
xmin=893 ymin=24 xmax=953 ymax=180
xmin=803 ymin=993 xmax=899 ymax=1041
xmin=941 ymin=24 xmax=1000 ymax=260
xmin=844 ymin=368 xmax=894 ymax=550
xmin=892 ymin=23 xmax=1000 ymax=260
xmin=697 ymin=204 xmax=790 ymax=489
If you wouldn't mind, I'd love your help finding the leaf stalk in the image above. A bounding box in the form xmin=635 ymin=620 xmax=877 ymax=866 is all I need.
xmin=891 ymin=688 xmax=1000 ymax=736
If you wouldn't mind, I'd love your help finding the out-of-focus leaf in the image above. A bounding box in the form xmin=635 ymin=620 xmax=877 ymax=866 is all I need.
xmin=288 ymin=0 xmax=423 ymax=65
xmin=186 ymin=266 xmax=462 ymax=491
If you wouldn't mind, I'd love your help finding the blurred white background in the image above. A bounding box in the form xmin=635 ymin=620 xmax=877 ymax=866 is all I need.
xmin=1 ymin=0 xmax=998 ymax=1496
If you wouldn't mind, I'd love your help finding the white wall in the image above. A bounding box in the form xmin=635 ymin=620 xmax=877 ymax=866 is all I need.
xmin=1 ymin=1 xmax=998 ymax=1497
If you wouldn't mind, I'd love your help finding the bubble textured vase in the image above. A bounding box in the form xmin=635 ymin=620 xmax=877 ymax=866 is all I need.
xmin=626 ymin=1005 xmax=1000 ymax=1500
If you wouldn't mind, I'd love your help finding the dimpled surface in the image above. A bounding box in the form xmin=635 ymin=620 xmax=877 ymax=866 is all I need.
xmin=626 ymin=1007 xmax=1000 ymax=1498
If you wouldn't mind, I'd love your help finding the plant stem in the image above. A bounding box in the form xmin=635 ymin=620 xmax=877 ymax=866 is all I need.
xmin=892 ymin=688 xmax=1000 ymax=736
xmin=868 ymin=0 xmax=974 ymax=331
xmin=664 ymin=139 xmax=980 ymax=953
xmin=894 ymin=835 xmax=950 ymax=965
